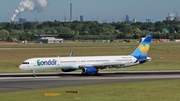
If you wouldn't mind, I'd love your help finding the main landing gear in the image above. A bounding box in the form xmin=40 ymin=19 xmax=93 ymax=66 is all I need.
xmin=94 ymin=69 xmax=100 ymax=76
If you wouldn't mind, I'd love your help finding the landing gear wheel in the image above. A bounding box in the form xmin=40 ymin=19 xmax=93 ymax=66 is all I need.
xmin=94 ymin=72 xmax=100 ymax=76
xmin=94 ymin=69 xmax=100 ymax=76
xmin=81 ymin=72 xmax=87 ymax=76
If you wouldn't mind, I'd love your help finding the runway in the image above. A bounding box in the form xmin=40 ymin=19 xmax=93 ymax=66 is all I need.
xmin=1 ymin=71 xmax=180 ymax=93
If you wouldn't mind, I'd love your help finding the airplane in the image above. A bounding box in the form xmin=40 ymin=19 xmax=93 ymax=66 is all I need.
xmin=19 ymin=34 xmax=153 ymax=76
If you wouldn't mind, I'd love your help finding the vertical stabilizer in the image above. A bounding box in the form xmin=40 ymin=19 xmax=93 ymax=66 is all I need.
xmin=131 ymin=34 xmax=153 ymax=61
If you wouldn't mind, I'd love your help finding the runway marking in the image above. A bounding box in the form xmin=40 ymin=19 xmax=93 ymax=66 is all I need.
xmin=44 ymin=93 xmax=61 ymax=96
xmin=0 ymin=76 xmax=61 ymax=80
xmin=0 ymin=86 xmax=35 ymax=90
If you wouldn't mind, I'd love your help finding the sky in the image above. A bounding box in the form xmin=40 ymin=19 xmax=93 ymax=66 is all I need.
xmin=0 ymin=0 xmax=180 ymax=23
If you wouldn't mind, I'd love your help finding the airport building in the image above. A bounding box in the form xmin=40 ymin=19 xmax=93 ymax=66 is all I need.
xmin=36 ymin=35 xmax=63 ymax=43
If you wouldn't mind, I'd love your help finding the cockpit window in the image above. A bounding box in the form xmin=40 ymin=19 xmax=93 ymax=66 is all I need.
xmin=22 ymin=62 xmax=29 ymax=64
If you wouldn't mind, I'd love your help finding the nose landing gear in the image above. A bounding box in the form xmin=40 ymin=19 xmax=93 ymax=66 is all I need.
xmin=31 ymin=70 xmax=36 ymax=77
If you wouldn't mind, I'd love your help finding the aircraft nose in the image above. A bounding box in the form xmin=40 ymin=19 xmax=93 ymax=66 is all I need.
xmin=19 ymin=64 xmax=24 ymax=70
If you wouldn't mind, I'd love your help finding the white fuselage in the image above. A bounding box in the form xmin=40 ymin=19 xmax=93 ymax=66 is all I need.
xmin=19 ymin=55 xmax=138 ymax=71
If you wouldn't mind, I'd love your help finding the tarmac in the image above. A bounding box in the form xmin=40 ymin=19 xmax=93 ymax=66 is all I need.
xmin=1 ymin=71 xmax=180 ymax=93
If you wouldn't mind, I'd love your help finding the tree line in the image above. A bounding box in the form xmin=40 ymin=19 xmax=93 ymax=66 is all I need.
xmin=0 ymin=20 xmax=180 ymax=42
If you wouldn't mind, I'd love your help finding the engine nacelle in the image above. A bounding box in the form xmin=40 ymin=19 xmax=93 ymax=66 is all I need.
xmin=61 ymin=69 xmax=76 ymax=72
xmin=82 ymin=66 xmax=97 ymax=74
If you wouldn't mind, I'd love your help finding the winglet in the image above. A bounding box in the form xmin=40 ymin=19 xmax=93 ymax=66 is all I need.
xmin=70 ymin=52 xmax=74 ymax=57
xmin=131 ymin=34 xmax=153 ymax=61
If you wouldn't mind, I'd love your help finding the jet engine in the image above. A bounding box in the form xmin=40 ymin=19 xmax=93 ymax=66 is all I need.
xmin=82 ymin=66 xmax=97 ymax=74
